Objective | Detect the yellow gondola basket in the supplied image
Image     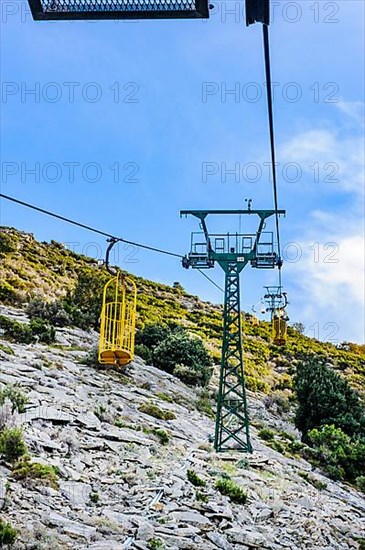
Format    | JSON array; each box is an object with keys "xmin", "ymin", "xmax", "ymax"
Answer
[
  {"xmin": 98, "ymin": 273, "xmax": 137, "ymax": 367},
  {"xmin": 272, "ymin": 314, "xmax": 287, "ymax": 346}
]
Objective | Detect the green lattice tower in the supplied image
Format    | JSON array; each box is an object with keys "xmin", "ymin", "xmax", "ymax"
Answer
[
  {"xmin": 180, "ymin": 207, "xmax": 285, "ymax": 454},
  {"xmin": 214, "ymin": 262, "xmax": 252, "ymax": 452}
]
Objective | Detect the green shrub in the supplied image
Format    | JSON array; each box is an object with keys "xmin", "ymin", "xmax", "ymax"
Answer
[
  {"xmin": 0, "ymin": 385, "xmax": 28, "ymax": 413},
  {"xmin": 187, "ymin": 469, "xmax": 206, "ymax": 487},
  {"xmin": 12, "ymin": 456, "xmax": 59, "ymax": 488},
  {"xmin": 0, "ymin": 344, "xmax": 14, "ymax": 355},
  {"xmin": 138, "ymin": 402, "xmax": 176, "ymax": 421},
  {"xmin": 0, "ymin": 282, "xmax": 18, "ymax": 305},
  {"xmin": 0, "ymin": 316, "xmax": 55, "ymax": 344},
  {"xmin": 0, "ymin": 316, "xmax": 33, "ymax": 344},
  {"xmin": 258, "ymin": 428, "xmax": 275, "ymax": 441},
  {"xmin": 135, "ymin": 344, "xmax": 153, "ymax": 364},
  {"xmin": 62, "ymin": 270, "xmax": 106, "ymax": 330},
  {"xmin": 257, "ymin": 428, "xmax": 304, "ymax": 457},
  {"xmin": 275, "ymin": 373, "xmax": 293, "ymax": 390},
  {"xmin": 298, "ymin": 471, "xmax": 327, "ymax": 490},
  {"xmin": 196, "ymin": 490, "xmax": 208, "ymax": 502},
  {"xmin": 292, "ymin": 322, "xmax": 305, "ymax": 335},
  {"xmin": 308, "ymin": 424, "xmax": 365, "ymax": 483},
  {"xmin": 173, "ymin": 282, "xmax": 185, "ymax": 292},
  {"xmin": 26, "ymin": 298, "xmax": 70, "ymax": 327},
  {"xmin": 243, "ymin": 357, "xmax": 272, "ymax": 394},
  {"xmin": 89, "ymin": 491, "xmax": 99, "ymax": 503},
  {"xmin": 156, "ymin": 392, "xmax": 174, "ymax": 403},
  {"xmin": 135, "ymin": 324, "xmax": 170, "ymax": 350},
  {"xmin": 82, "ymin": 346, "xmax": 100, "ymax": 369},
  {"xmin": 0, "ymin": 231, "xmax": 17, "ymax": 254},
  {"xmin": 0, "ymin": 518, "xmax": 18, "ymax": 546},
  {"xmin": 270, "ymin": 440, "xmax": 285, "ymax": 454},
  {"xmin": 148, "ymin": 538, "xmax": 164, "ymax": 550},
  {"xmin": 153, "ymin": 332, "xmax": 213, "ymax": 387},
  {"xmin": 0, "ymin": 428, "xmax": 27, "ymax": 462},
  {"xmin": 266, "ymin": 392, "xmax": 292, "ymax": 415},
  {"xmin": 63, "ymin": 302, "xmax": 95, "ymax": 330},
  {"xmin": 245, "ymin": 376, "xmax": 271, "ymax": 393},
  {"xmin": 287, "ymin": 440, "xmax": 304, "ymax": 455},
  {"xmin": 28, "ymin": 319, "xmax": 55, "ymax": 344},
  {"xmin": 215, "ymin": 478, "xmax": 247, "ymax": 504},
  {"xmin": 173, "ymin": 363, "xmax": 211, "ymax": 387},
  {"xmin": 152, "ymin": 428, "xmax": 170, "ymax": 445},
  {"xmin": 115, "ymin": 418, "xmax": 141, "ymax": 431},
  {"xmin": 355, "ymin": 476, "xmax": 365, "ymax": 493},
  {"xmin": 94, "ymin": 404, "xmax": 107, "ymax": 421},
  {"xmin": 295, "ymin": 357, "xmax": 365, "ymax": 442}
]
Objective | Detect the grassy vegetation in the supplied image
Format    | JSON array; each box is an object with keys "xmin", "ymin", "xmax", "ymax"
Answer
[
  {"xmin": 0, "ymin": 518, "xmax": 18, "ymax": 546},
  {"xmin": 298, "ymin": 471, "xmax": 327, "ymax": 491},
  {"xmin": 0, "ymin": 385, "xmax": 28, "ymax": 413},
  {"xmin": 0, "ymin": 344, "xmax": 14, "ymax": 355},
  {"xmin": 0, "ymin": 316, "xmax": 55, "ymax": 345},
  {"xmin": 138, "ymin": 402, "xmax": 176, "ymax": 421},
  {"xmin": 215, "ymin": 477, "xmax": 247, "ymax": 504},
  {"xmin": 12, "ymin": 456, "xmax": 59, "ymax": 488},
  {"xmin": 257, "ymin": 427, "xmax": 305, "ymax": 457},
  {"xmin": 196, "ymin": 490, "xmax": 209, "ymax": 503},
  {"xmin": 89, "ymin": 491, "xmax": 100, "ymax": 504},
  {"xmin": 155, "ymin": 392, "xmax": 174, "ymax": 403},
  {"xmin": 141, "ymin": 426, "xmax": 170, "ymax": 445},
  {"xmin": 148, "ymin": 538, "xmax": 165, "ymax": 550},
  {"xmin": 187, "ymin": 469, "xmax": 206, "ymax": 487},
  {"xmin": 0, "ymin": 428, "xmax": 27, "ymax": 463},
  {"xmin": 152, "ymin": 428, "xmax": 170, "ymax": 445}
]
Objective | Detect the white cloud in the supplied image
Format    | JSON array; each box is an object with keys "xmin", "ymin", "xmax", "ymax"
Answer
[
  {"xmin": 287, "ymin": 213, "xmax": 364, "ymax": 343},
  {"xmin": 281, "ymin": 105, "xmax": 365, "ymax": 343},
  {"xmin": 336, "ymin": 100, "xmax": 365, "ymax": 126},
  {"xmin": 280, "ymin": 128, "xmax": 364, "ymax": 196}
]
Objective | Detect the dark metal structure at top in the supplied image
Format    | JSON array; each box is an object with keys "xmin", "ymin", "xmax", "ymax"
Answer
[
  {"xmin": 28, "ymin": 0, "xmax": 209, "ymax": 20},
  {"xmin": 27, "ymin": 0, "xmax": 269, "ymax": 24}
]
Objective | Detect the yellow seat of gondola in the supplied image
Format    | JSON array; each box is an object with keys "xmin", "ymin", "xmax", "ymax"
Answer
[
  {"xmin": 98, "ymin": 273, "xmax": 137, "ymax": 367},
  {"xmin": 99, "ymin": 349, "xmax": 132, "ymax": 366}
]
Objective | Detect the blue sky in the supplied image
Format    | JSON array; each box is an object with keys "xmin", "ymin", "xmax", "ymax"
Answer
[{"xmin": 1, "ymin": 0, "xmax": 364, "ymax": 343}]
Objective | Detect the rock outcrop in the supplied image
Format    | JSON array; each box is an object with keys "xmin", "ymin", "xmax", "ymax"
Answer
[{"xmin": 0, "ymin": 305, "xmax": 364, "ymax": 549}]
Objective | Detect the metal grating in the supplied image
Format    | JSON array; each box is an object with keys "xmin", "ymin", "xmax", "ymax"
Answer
[{"xmin": 28, "ymin": 0, "xmax": 209, "ymax": 20}]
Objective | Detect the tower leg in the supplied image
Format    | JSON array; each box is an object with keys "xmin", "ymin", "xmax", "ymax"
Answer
[{"xmin": 214, "ymin": 263, "xmax": 252, "ymax": 453}]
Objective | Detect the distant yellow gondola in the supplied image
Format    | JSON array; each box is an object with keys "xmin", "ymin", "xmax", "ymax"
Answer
[
  {"xmin": 99, "ymin": 272, "xmax": 137, "ymax": 367},
  {"xmin": 264, "ymin": 286, "xmax": 289, "ymax": 346},
  {"xmin": 272, "ymin": 312, "xmax": 287, "ymax": 346}
]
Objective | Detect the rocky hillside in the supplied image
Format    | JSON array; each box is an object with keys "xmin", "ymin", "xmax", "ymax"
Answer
[{"xmin": 0, "ymin": 304, "xmax": 365, "ymax": 550}]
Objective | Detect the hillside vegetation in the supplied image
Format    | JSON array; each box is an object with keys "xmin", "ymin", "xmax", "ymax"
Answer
[{"xmin": 1, "ymin": 226, "xmax": 364, "ymax": 399}]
